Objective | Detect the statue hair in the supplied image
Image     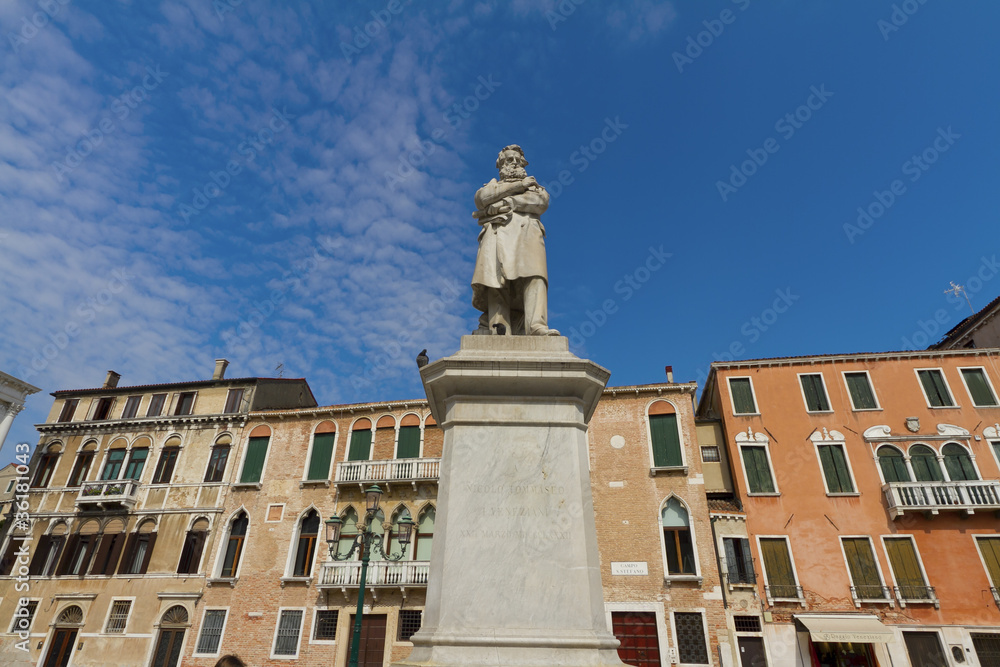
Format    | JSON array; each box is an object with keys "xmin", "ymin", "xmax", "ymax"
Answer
[{"xmin": 496, "ymin": 144, "xmax": 527, "ymax": 169}]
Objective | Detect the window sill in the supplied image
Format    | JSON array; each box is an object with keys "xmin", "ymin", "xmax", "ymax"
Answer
[
  {"xmin": 650, "ymin": 466, "xmax": 688, "ymax": 476},
  {"xmin": 300, "ymin": 480, "xmax": 330, "ymax": 488},
  {"xmin": 926, "ymin": 405, "xmax": 959, "ymax": 409},
  {"xmin": 826, "ymin": 492, "xmax": 860, "ymax": 497},
  {"xmin": 746, "ymin": 492, "xmax": 781, "ymax": 497},
  {"xmin": 805, "ymin": 410, "xmax": 835, "ymax": 415},
  {"xmin": 664, "ymin": 574, "xmax": 702, "ymax": 585},
  {"xmin": 206, "ymin": 577, "xmax": 238, "ymax": 588},
  {"xmin": 971, "ymin": 404, "xmax": 1000, "ymax": 409},
  {"xmin": 733, "ymin": 412, "xmax": 761, "ymax": 417},
  {"xmin": 280, "ymin": 576, "xmax": 313, "ymax": 587},
  {"xmin": 232, "ymin": 482, "xmax": 261, "ymax": 490},
  {"xmin": 850, "ymin": 407, "xmax": 882, "ymax": 412}
]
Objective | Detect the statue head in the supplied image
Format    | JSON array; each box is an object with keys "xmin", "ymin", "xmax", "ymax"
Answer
[{"xmin": 496, "ymin": 144, "xmax": 528, "ymax": 182}]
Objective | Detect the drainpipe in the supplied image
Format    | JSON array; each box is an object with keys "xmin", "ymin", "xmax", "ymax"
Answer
[{"xmin": 709, "ymin": 515, "xmax": 728, "ymax": 610}]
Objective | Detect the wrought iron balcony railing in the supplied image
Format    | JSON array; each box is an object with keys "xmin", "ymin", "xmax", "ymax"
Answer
[
  {"xmin": 764, "ymin": 583, "xmax": 805, "ymax": 606},
  {"xmin": 883, "ymin": 480, "xmax": 1000, "ymax": 519},
  {"xmin": 850, "ymin": 585, "xmax": 894, "ymax": 607},
  {"xmin": 893, "ymin": 585, "xmax": 939, "ymax": 608}
]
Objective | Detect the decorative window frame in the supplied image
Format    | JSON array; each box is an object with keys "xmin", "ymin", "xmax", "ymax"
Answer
[
  {"xmin": 603, "ymin": 602, "xmax": 670, "ymax": 667},
  {"xmin": 645, "ymin": 398, "xmax": 688, "ymax": 474},
  {"xmin": 192, "ymin": 607, "xmax": 230, "ymax": 657},
  {"xmin": 842, "ymin": 370, "xmax": 882, "ymax": 411},
  {"xmin": 270, "ymin": 607, "xmax": 307, "ymax": 660},
  {"xmin": 211, "ymin": 508, "xmax": 250, "ymax": 581},
  {"xmin": 880, "ymin": 534, "xmax": 938, "ymax": 608},
  {"xmin": 171, "ymin": 391, "xmax": 199, "ymax": 416},
  {"xmin": 957, "ymin": 366, "xmax": 1000, "ymax": 408},
  {"xmin": 755, "ymin": 535, "xmax": 805, "ymax": 606},
  {"xmin": 809, "ymin": 429, "xmax": 859, "ymax": 496},
  {"xmin": 234, "ymin": 425, "xmax": 272, "ymax": 488},
  {"xmin": 797, "ymin": 372, "xmax": 833, "ymax": 414},
  {"xmin": 984, "ymin": 425, "xmax": 1000, "ymax": 475},
  {"xmin": 657, "ymin": 494, "xmax": 701, "ymax": 583},
  {"xmin": 727, "ymin": 376, "xmax": 759, "ymax": 416},
  {"xmin": 343, "ymin": 417, "xmax": 376, "ymax": 462},
  {"xmin": 914, "ymin": 367, "xmax": 958, "ymax": 409},
  {"xmin": 119, "ymin": 395, "xmax": 145, "ymax": 420},
  {"xmin": 87, "ymin": 396, "xmax": 118, "ymax": 421},
  {"xmin": 394, "ymin": 413, "xmax": 426, "ymax": 459},
  {"xmin": 735, "ymin": 428, "xmax": 780, "ymax": 496},
  {"xmin": 102, "ymin": 597, "xmax": 136, "ymax": 634},
  {"xmin": 282, "ymin": 507, "xmax": 321, "ymax": 581},
  {"xmin": 309, "ymin": 607, "xmax": 339, "ymax": 645},
  {"xmin": 939, "ymin": 440, "xmax": 982, "ymax": 481},
  {"xmin": 873, "ymin": 444, "xmax": 911, "ymax": 485},
  {"xmin": 301, "ymin": 422, "xmax": 338, "ymax": 485},
  {"xmin": 838, "ymin": 535, "xmax": 893, "ymax": 607},
  {"xmin": 668, "ymin": 608, "xmax": 712, "ymax": 667}
]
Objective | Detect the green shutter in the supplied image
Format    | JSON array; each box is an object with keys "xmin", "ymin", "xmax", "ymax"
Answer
[
  {"xmin": 760, "ymin": 538, "xmax": 796, "ymax": 595},
  {"xmin": 741, "ymin": 446, "xmax": 775, "ymax": 493},
  {"xmin": 846, "ymin": 373, "xmax": 877, "ymax": 409},
  {"xmin": 649, "ymin": 414, "xmax": 682, "ymax": 467},
  {"xmin": 307, "ymin": 433, "xmax": 335, "ymax": 480},
  {"xmin": 348, "ymin": 429, "xmax": 372, "ymax": 462},
  {"xmin": 918, "ymin": 370, "xmax": 953, "ymax": 407},
  {"xmin": 943, "ymin": 445, "xmax": 978, "ymax": 481},
  {"xmin": 819, "ymin": 445, "xmax": 854, "ymax": 493},
  {"xmin": 843, "ymin": 538, "xmax": 882, "ymax": 598},
  {"xmin": 240, "ymin": 437, "xmax": 269, "ymax": 483},
  {"xmin": 962, "ymin": 369, "xmax": 997, "ymax": 406},
  {"xmin": 878, "ymin": 449, "xmax": 910, "ymax": 483},
  {"xmin": 801, "ymin": 375, "xmax": 829, "ymax": 411},
  {"xmin": 978, "ymin": 538, "xmax": 1000, "ymax": 588},
  {"xmin": 885, "ymin": 538, "xmax": 927, "ymax": 596},
  {"xmin": 396, "ymin": 426, "xmax": 420, "ymax": 459},
  {"xmin": 910, "ymin": 447, "xmax": 943, "ymax": 482},
  {"xmin": 730, "ymin": 378, "xmax": 756, "ymax": 414}
]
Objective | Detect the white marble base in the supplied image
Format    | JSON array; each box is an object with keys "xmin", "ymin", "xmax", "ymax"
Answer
[{"xmin": 395, "ymin": 336, "xmax": 626, "ymax": 667}]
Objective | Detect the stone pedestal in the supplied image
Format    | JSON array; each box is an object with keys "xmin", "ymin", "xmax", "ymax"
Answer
[{"xmin": 396, "ymin": 336, "xmax": 626, "ymax": 667}]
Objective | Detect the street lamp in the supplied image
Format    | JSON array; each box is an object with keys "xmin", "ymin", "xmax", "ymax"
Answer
[{"xmin": 326, "ymin": 485, "xmax": 415, "ymax": 667}]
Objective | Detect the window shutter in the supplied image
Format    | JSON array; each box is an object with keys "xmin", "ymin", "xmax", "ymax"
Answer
[
  {"xmin": 724, "ymin": 538, "xmax": 739, "ymax": 582},
  {"xmin": 962, "ymin": 369, "xmax": 997, "ymax": 405},
  {"xmin": 943, "ymin": 446, "xmax": 977, "ymax": 481},
  {"xmin": 978, "ymin": 538, "xmax": 1000, "ymax": 587},
  {"xmin": 56, "ymin": 535, "xmax": 81, "ymax": 576},
  {"xmin": 240, "ymin": 437, "xmax": 269, "ymax": 483},
  {"xmin": 396, "ymin": 426, "xmax": 420, "ymax": 459},
  {"xmin": 348, "ymin": 429, "xmax": 372, "ymax": 462},
  {"xmin": 801, "ymin": 375, "xmax": 829, "ymax": 411},
  {"xmin": 879, "ymin": 451, "xmax": 909, "ymax": 482},
  {"xmin": 846, "ymin": 373, "xmax": 876, "ymax": 409},
  {"xmin": 28, "ymin": 536, "xmax": 53, "ymax": 576},
  {"xmin": 910, "ymin": 448, "xmax": 943, "ymax": 482},
  {"xmin": 742, "ymin": 447, "xmax": 774, "ymax": 493},
  {"xmin": 843, "ymin": 538, "xmax": 882, "ymax": 594},
  {"xmin": 819, "ymin": 445, "xmax": 853, "ymax": 493},
  {"xmin": 730, "ymin": 379, "xmax": 756, "ymax": 414},
  {"xmin": 649, "ymin": 414, "xmax": 682, "ymax": 467},
  {"xmin": 919, "ymin": 370, "xmax": 952, "ymax": 406},
  {"xmin": 116, "ymin": 534, "xmax": 138, "ymax": 575},
  {"xmin": 307, "ymin": 433, "xmax": 335, "ymax": 480},
  {"xmin": 139, "ymin": 533, "xmax": 157, "ymax": 574},
  {"xmin": 885, "ymin": 538, "xmax": 926, "ymax": 589},
  {"xmin": 760, "ymin": 539, "xmax": 795, "ymax": 587}
]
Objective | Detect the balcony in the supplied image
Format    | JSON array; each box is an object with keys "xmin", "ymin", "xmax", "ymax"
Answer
[
  {"xmin": 317, "ymin": 560, "xmax": 429, "ymax": 595},
  {"xmin": 850, "ymin": 585, "xmax": 894, "ymax": 608},
  {"xmin": 893, "ymin": 585, "xmax": 938, "ymax": 608},
  {"xmin": 76, "ymin": 480, "xmax": 140, "ymax": 510},
  {"xmin": 883, "ymin": 480, "xmax": 1000, "ymax": 519},
  {"xmin": 764, "ymin": 584, "xmax": 806, "ymax": 607},
  {"xmin": 334, "ymin": 458, "xmax": 440, "ymax": 490}
]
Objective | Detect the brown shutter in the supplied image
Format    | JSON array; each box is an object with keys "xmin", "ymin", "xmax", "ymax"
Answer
[
  {"xmin": 28, "ymin": 536, "xmax": 53, "ymax": 576},
  {"xmin": 0, "ymin": 537, "xmax": 26, "ymax": 575},
  {"xmin": 55, "ymin": 535, "xmax": 80, "ymax": 576},
  {"xmin": 139, "ymin": 533, "xmax": 157, "ymax": 574},
  {"xmin": 117, "ymin": 534, "xmax": 137, "ymax": 575}
]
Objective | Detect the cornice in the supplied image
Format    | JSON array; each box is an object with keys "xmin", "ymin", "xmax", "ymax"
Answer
[{"xmin": 35, "ymin": 413, "xmax": 249, "ymax": 435}]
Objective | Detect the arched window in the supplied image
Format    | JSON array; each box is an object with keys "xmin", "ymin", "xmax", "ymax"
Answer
[
  {"xmin": 661, "ymin": 497, "xmax": 696, "ymax": 575},
  {"xmin": 877, "ymin": 446, "xmax": 910, "ymax": 482},
  {"xmin": 58, "ymin": 519, "xmax": 102, "ymax": 576},
  {"xmin": 366, "ymin": 509, "xmax": 386, "ymax": 562},
  {"xmin": 397, "ymin": 414, "xmax": 421, "ymax": 459},
  {"xmin": 239, "ymin": 426, "xmax": 271, "ymax": 484},
  {"xmin": 29, "ymin": 521, "xmax": 68, "ymax": 576},
  {"xmin": 648, "ymin": 401, "xmax": 683, "ymax": 468},
  {"xmin": 101, "ymin": 441, "xmax": 128, "ymax": 480},
  {"xmin": 306, "ymin": 422, "xmax": 336, "ymax": 481},
  {"xmin": 68, "ymin": 442, "xmax": 97, "ymax": 487},
  {"xmin": 152, "ymin": 606, "xmax": 189, "ymax": 667},
  {"xmin": 909, "ymin": 445, "xmax": 943, "ymax": 482},
  {"xmin": 152, "ymin": 436, "xmax": 182, "ymax": 484},
  {"xmin": 178, "ymin": 518, "xmax": 210, "ymax": 575},
  {"xmin": 386, "ymin": 507, "xmax": 413, "ymax": 559},
  {"xmin": 205, "ymin": 435, "xmax": 231, "ymax": 483},
  {"xmin": 31, "ymin": 444, "xmax": 62, "ymax": 488},
  {"xmin": 91, "ymin": 518, "xmax": 126, "ymax": 576},
  {"xmin": 348, "ymin": 419, "xmax": 373, "ymax": 461},
  {"xmin": 336, "ymin": 508, "xmax": 359, "ymax": 559},
  {"xmin": 220, "ymin": 512, "xmax": 248, "ymax": 577},
  {"xmin": 942, "ymin": 443, "xmax": 977, "ymax": 481},
  {"xmin": 414, "ymin": 507, "xmax": 435, "ymax": 561},
  {"xmin": 292, "ymin": 510, "xmax": 321, "ymax": 576},
  {"xmin": 120, "ymin": 519, "xmax": 157, "ymax": 575},
  {"xmin": 124, "ymin": 440, "xmax": 150, "ymax": 481}
]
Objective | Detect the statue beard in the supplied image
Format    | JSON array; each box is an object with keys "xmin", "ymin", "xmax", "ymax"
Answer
[{"xmin": 500, "ymin": 164, "xmax": 527, "ymax": 182}]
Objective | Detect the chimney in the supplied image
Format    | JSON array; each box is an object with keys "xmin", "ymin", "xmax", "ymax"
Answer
[
  {"xmin": 213, "ymin": 359, "xmax": 230, "ymax": 381},
  {"xmin": 664, "ymin": 365, "xmax": 674, "ymax": 383},
  {"xmin": 104, "ymin": 371, "xmax": 121, "ymax": 388}
]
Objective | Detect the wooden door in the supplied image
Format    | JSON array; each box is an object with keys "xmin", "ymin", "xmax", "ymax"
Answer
[
  {"xmin": 43, "ymin": 629, "xmax": 77, "ymax": 667},
  {"xmin": 738, "ymin": 637, "xmax": 767, "ymax": 667},
  {"xmin": 611, "ymin": 612, "xmax": 660, "ymax": 667},
  {"xmin": 904, "ymin": 632, "xmax": 947, "ymax": 667},
  {"xmin": 347, "ymin": 614, "xmax": 387, "ymax": 667},
  {"xmin": 152, "ymin": 628, "xmax": 186, "ymax": 667}
]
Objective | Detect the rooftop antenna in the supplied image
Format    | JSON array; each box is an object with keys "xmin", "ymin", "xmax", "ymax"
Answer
[
  {"xmin": 275, "ymin": 363, "xmax": 284, "ymax": 378},
  {"xmin": 944, "ymin": 282, "xmax": 974, "ymax": 314}
]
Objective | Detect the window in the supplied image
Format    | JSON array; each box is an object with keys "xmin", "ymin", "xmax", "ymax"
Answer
[
  {"xmin": 58, "ymin": 399, "xmax": 79, "ymax": 422},
  {"xmin": 648, "ymin": 401, "xmax": 683, "ymax": 468},
  {"xmin": 28, "ymin": 534, "xmax": 66, "ymax": 576},
  {"xmin": 92, "ymin": 397, "xmax": 115, "ymax": 420},
  {"xmin": 336, "ymin": 509, "xmax": 359, "ymax": 559},
  {"xmin": 224, "ymin": 388, "xmax": 245, "ymax": 414},
  {"xmin": 105, "ymin": 600, "xmax": 132, "ymax": 633},
  {"xmin": 760, "ymin": 537, "xmax": 800, "ymax": 600},
  {"xmin": 101, "ymin": 449, "xmax": 126, "ymax": 480},
  {"xmin": 195, "ymin": 609, "xmax": 228, "ymax": 655},
  {"xmin": 722, "ymin": 537, "xmax": 755, "ymax": 585},
  {"xmin": 917, "ymin": 369, "xmax": 955, "ymax": 407},
  {"xmin": 292, "ymin": 511, "xmax": 320, "ymax": 577},
  {"xmin": 844, "ymin": 372, "xmax": 878, "ymax": 410},
  {"xmin": 961, "ymin": 368, "xmax": 998, "ymax": 407},
  {"xmin": 177, "ymin": 522, "xmax": 208, "ymax": 575},
  {"xmin": 313, "ymin": 610, "xmax": 338, "ymax": 641},
  {"xmin": 221, "ymin": 512, "xmax": 248, "ymax": 577},
  {"xmin": 415, "ymin": 507, "xmax": 435, "ymax": 561},
  {"xmin": 5, "ymin": 479, "xmax": 14, "ymax": 492},
  {"xmin": 306, "ymin": 432, "xmax": 335, "ymax": 481},
  {"xmin": 817, "ymin": 444, "xmax": 855, "ymax": 494},
  {"xmin": 386, "ymin": 507, "xmax": 413, "ymax": 559},
  {"xmin": 733, "ymin": 615, "xmax": 761, "ymax": 633},
  {"xmin": 239, "ymin": 436, "xmax": 269, "ymax": 484},
  {"xmin": 878, "ymin": 446, "xmax": 910, "ymax": 483},
  {"xmin": 909, "ymin": 445, "xmax": 943, "ymax": 482},
  {"xmin": 661, "ymin": 498, "xmax": 696, "ymax": 575},
  {"xmin": 700, "ymin": 446, "xmax": 720, "ymax": 462},
  {"xmin": 347, "ymin": 421, "xmax": 373, "ymax": 461},
  {"xmin": 67, "ymin": 451, "xmax": 95, "ymax": 487},
  {"xmin": 31, "ymin": 452, "xmax": 59, "ymax": 488},
  {"xmin": 9, "ymin": 600, "xmax": 38, "ymax": 632},
  {"xmin": 397, "ymin": 424, "xmax": 421, "ymax": 459},
  {"xmin": 884, "ymin": 537, "xmax": 933, "ymax": 602},
  {"xmin": 58, "ymin": 531, "xmax": 100, "ymax": 576},
  {"xmin": 799, "ymin": 373, "xmax": 831, "ymax": 412},
  {"xmin": 942, "ymin": 443, "xmax": 977, "ymax": 481},
  {"xmin": 205, "ymin": 444, "xmax": 230, "ymax": 482},
  {"xmin": 146, "ymin": 393, "xmax": 166, "ymax": 417},
  {"xmin": 674, "ymin": 612, "xmax": 709, "ymax": 664},
  {"xmin": 121, "ymin": 396, "xmax": 142, "ymax": 419},
  {"xmin": 119, "ymin": 526, "xmax": 157, "ymax": 575},
  {"xmin": 975, "ymin": 537, "xmax": 1000, "ymax": 592},
  {"xmin": 728, "ymin": 377, "xmax": 757, "ymax": 414},
  {"xmin": 399, "ymin": 610, "xmax": 422, "ymax": 641},
  {"xmin": 842, "ymin": 537, "xmax": 887, "ymax": 600},
  {"xmin": 152, "ymin": 447, "xmax": 180, "ymax": 484},
  {"xmin": 124, "ymin": 447, "xmax": 148, "ymax": 480},
  {"xmin": 90, "ymin": 528, "xmax": 126, "ymax": 575},
  {"xmin": 174, "ymin": 392, "xmax": 196, "ymax": 416},
  {"xmin": 273, "ymin": 609, "xmax": 304, "ymax": 657},
  {"xmin": 741, "ymin": 446, "xmax": 775, "ymax": 494}
]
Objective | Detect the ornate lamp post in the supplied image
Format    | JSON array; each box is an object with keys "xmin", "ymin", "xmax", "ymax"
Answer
[{"xmin": 326, "ymin": 484, "xmax": 415, "ymax": 667}]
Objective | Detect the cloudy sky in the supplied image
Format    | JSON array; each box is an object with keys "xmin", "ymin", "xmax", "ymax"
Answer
[{"xmin": 2, "ymin": 0, "xmax": 999, "ymax": 460}]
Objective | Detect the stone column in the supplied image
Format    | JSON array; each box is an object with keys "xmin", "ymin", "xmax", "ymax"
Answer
[
  {"xmin": 396, "ymin": 335, "xmax": 626, "ymax": 667},
  {"xmin": 0, "ymin": 403, "xmax": 19, "ymax": 451}
]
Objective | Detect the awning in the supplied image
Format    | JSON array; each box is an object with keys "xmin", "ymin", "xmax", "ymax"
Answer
[{"xmin": 795, "ymin": 615, "xmax": 893, "ymax": 644}]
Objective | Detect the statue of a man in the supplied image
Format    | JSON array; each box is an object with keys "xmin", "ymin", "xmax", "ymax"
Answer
[{"xmin": 471, "ymin": 145, "xmax": 559, "ymax": 336}]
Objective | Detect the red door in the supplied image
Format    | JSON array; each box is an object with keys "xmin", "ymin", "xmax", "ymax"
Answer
[
  {"xmin": 612, "ymin": 612, "xmax": 661, "ymax": 667},
  {"xmin": 347, "ymin": 614, "xmax": 388, "ymax": 667}
]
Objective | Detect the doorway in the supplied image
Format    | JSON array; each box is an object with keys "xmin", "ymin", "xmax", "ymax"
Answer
[
  {"xmin": 151, "ymin": 627, "xmax": 186, "ymax": 667},
  {"xmin": 611, "ymin": 611, "xmax": 661, "ymax": 667},
  {"xmin": 346, "ymin": 614, "xmax": 387, "ymax": 667},
  {"xmin": 43, "ymin": 628, "xmax": 78, "ymax": 667},
  {"xmin": 904, "ymin": 632, "xmax": 947, "ymax": 667},
  {"xmin": 738, "ymin": 636, "xmax": 767, "ymax": 667}
]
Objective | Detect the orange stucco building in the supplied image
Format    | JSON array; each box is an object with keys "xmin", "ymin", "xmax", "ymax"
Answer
[{"xmin": 698, "ymin": 349, "xmax": 1000, "ymax": 667}]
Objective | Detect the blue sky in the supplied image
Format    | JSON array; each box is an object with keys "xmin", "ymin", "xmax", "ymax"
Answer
[{"xmin": 2, "ymin": 0, "xmax": 999, "ymax": 463}]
